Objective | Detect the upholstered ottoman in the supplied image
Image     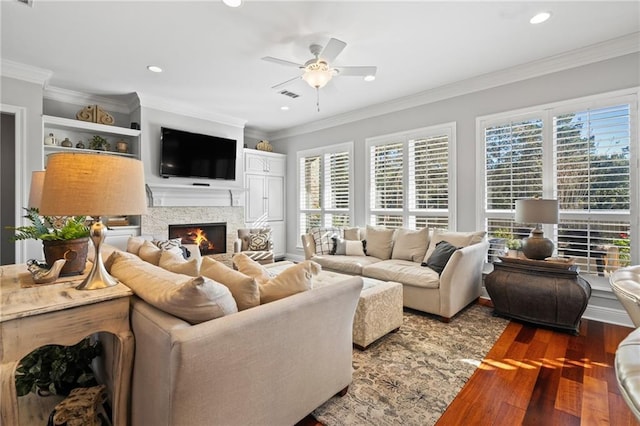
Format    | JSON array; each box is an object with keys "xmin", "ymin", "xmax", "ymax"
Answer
[{"xmin": 265, "ymin": 262, "xmax": 404, "ymax": 349}]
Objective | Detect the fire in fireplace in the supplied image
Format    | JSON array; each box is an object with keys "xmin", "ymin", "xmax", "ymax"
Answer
[{"xmin": 168, "ymin": 223, "xmax": 226, "ymax": 255}]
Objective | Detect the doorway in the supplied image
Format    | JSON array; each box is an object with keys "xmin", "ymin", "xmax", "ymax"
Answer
[{"xmin": 1, "ymin": 112, "xmax": 16, "ymax": 265}]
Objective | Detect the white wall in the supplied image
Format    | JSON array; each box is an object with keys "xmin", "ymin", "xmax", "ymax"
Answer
[{"xmin": 271, "ymin": 53, "xmax": 640, "ymax": 260}]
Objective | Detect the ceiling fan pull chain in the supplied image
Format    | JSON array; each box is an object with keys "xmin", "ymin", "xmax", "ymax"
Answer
[{"xmin": 316, "ymin": 87, "xmax": 320, "ymax": 112}]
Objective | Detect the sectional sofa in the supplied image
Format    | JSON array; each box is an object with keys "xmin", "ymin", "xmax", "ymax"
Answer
[{"xmin": 302, "ymin": 225, "xmax": 488, "ymax": 321}]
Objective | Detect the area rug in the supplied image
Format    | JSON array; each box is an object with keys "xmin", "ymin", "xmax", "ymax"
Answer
[{"xmin": 313, "ymin": 304, "xmax": 509, "ymax": 425}]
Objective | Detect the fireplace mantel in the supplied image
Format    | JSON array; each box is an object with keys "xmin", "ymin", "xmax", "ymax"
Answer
[{"xmin": 146, "ymin": 183, "xmax": 245, "ymax": 207}]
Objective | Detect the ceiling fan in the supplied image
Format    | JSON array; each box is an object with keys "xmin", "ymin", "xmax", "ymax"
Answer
[{"xmin": 262, "ymin": 38, "xmax": 377, "ymax": 111}]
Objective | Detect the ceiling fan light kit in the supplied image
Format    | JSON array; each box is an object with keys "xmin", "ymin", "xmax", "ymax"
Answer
[{"xmin": 302, "ymin": 60, "xmax": 333, "ymax": 89}]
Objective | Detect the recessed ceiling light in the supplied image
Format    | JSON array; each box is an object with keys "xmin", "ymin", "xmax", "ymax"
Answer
[
  {"xmin": 147, "ymin": 65, "xmax": 163, "ymax": 73},
  {"xmin": 222, "ymin": 0, "xmax": 242, "ymax": 7},
  {"xmin": 364, "ymin": 75, "xmax": 376, "ymax": 82},
  {"xmin": 280, "ymin": 106, "xmax": 290, "ymax": 111},
  {"xmin": 530, "ymin": 12, "xmax": 551, "ymax": 24}
]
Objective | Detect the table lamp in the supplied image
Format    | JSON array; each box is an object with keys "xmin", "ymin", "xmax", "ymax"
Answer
[
  {"xmin": 28, "ymin": 170, "xmax": 45, "ymax": 208},
  {"xmin": 39, "ymin": 153, "xmax": 147, "ymax": 290},
  {"xmin": 515, "ymin": 198, "xmax": 559, "ymax": 260}
]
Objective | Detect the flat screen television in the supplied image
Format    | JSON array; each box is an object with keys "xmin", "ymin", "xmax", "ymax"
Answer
[{"xmin": 160, "ymin": 127, "xmax": 237, "ymax": 180}]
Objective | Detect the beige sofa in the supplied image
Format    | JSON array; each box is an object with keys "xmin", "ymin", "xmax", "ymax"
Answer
[
  {"xmin": 98, "ymin": 245, "xmax": 363, "ymax": 426},
  {"xmin": 302, "ymin": 226, "xmax": 488, "ymax": 321}
]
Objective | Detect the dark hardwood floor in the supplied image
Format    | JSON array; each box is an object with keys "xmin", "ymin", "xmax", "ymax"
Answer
[{"xmin": 298, "ymin": 316, "xmax": 639, "ymax": 426}]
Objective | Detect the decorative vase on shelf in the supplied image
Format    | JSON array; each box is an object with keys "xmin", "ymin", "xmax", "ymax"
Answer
[
  {"xmin": 256, "ymin": 140, "xmax": 273, "ymax": 152},
  {"xmin": 44, "ymin": 133, "xmax": 57, "ymax": 146},
  {"xmin": 76, "ymin": 141, "xmax": 85, "ymax": 149},
  {"xmin": 115, "ymin": 140, "xmax": 128, "ymax": 153},
  {"xmin": 60, "ymin": 137, "xmax": 73, "ymax": 148}
]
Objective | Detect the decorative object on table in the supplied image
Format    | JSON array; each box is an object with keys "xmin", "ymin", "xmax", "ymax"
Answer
[
  {"xmin": 115, "ymin": 139, "xmax": 129, "ymax": 153},
  {"xmin": 106, "ymin": 216, "xmax": 129, "ymax": 227},
  {"xmin": 51, "ymin": 384, "xmax": 108, "ymax": 426},
  {"xmin": 14, "ymin": 337, "xmax": 102, "ymax": 397},
  {"xmin": 88, "ymin": 135, "xmax": 110, "ymax": 151},
  {"xmin": 515, "ymin": 198, "xmax": 559, "ymax": 260},
  {"xmin": 60, "ymin": 137, "xmax": 73, "ymax": 148},
  {"xmin": 256, "ymin": 139, "xmax": 273, "ymax": 152},
  {"xmin": 39, "ymin": 152, "xmax": 147, "ymax": 290},
  {"xmin": 44, "ymin": 132, "xmax": 57, "ymax": 146},
  {"xmin": 76, "ymin": 104, "xmax": 115, "ymax": 125},
  {"xmin": 26, "ymin": 258, "xmax": 66, "ymax": 284},
  {"xmin": 75, "ymin": 140, "xmax": 85, "ymax": 149}
]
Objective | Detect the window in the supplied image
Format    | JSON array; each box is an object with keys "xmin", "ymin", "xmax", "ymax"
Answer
[
  {"xmin": 367, "ymin": 123, "xmax": 455, "ymax": 229},
  {"xmin": 298, "ymin": 142, "xmax": 353, "ymax": 239},
  {"xmin": 478, "ymin": 91, "xmax": 636, "ymax": 276}
]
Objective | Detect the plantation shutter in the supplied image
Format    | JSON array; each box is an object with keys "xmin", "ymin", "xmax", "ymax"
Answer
[
  {"xmin": 370, "ymin": 142, "xmax": 404, "ymax": 227},
  {"xmin": 299, "ymin": 155, "xmax": 321, "ymax": 235},
  {"xmin": 324, "ymin": 150, "xmax": 351, "ymax": 226}
]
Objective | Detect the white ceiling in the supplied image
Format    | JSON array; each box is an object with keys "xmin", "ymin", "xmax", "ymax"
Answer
[{"xmin": 1, "ymin": 1, "xmax": 639, "ymax": 135}]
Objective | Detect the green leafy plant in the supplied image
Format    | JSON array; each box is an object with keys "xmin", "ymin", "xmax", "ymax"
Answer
[
  {"xmin": 88, "ymin": 135, "xmax": 110, "ymax": 151},
  {"xmin": 612, "ymin": 232, "xmax": 631, "ymax": 267},
  {"xmin": 9, "ymin": 208, "xmax": 89, "ymax": 241},
  {"xmin": 15, "ymin": 338, "xmax": 102, "ymax": 396},
  {"xmin": 506, "ymin": 239, "xmax": 522, "ymax": 250}
]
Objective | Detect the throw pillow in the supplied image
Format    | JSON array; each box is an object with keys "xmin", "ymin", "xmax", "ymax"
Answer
[
  {"xmin": 138, "ymin": 240, "xmax": 162, "ymax": 265},
  {"xmin": 159, "ymin": 250, "xmax": 200, "ymax": 277},
  {"xmin": 247, "ymin": 232, "xmax": 270, "ymax": 251},
  {"xmin": 391, "ymin": 227, "xmax": 430, "ymax": 262},
  {"xmin": 423, "ymin": 229, "xmax": 487, "ymax": 263},
  {"xmin": 110, "ymin": 252, "xmax": 238, "ymax": 324},
  {"xmin": 260, "ymin": 260, "xmax": 320, "ymax": 304},
  {"xmin": 422, "ymin": 240, "xmax": 459, "ymax": 275},
  {"xmin": 233, "ymin": 252, "xmax": 271, "ymax": 285},
  {"xmin": 200, "ymin": 257, "xmax": 260, "ymax": 311},
  {"xmin": 126, "ymin": 236, "xmax": 146, "ymax": 255},
  {"xmin": 308, "ymin": 227, "xmax": 342, "ymax": 255},
  {"xmin": 152, "ymin": 238, "xmax": 184, "ymax": 257},
  {"xmin": 364, "ymin": 225, "xmax": 395, "ymax": 260},
  {"xmin": 343, "ymin": 227, "xmax": 361, "ymax": 241},
  {"xmin": 331, "ymin": 236, "xmax": 366, "ymax": 256}
]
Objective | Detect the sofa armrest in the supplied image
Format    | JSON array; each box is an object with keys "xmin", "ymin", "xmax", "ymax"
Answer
[
  {"xmin": 301, "ymin": 233, "xmax": 317, "ymax": 259},
  {"xmin": 438, "ymin": 240, "xmax": 489, "ymax": 318},
  {"xmin": 130, "ymin": 276, "xmax": 363, "ymax": 426}
]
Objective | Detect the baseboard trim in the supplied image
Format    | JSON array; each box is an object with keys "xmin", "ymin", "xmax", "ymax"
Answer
[{"xmin": 582, "ymin": 304, "xmax": 634, "ymax": 328}]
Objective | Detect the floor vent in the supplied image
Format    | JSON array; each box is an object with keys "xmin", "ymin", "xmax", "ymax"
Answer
[{"xmin": 279, "ymin": 90, "xmax": 300, "ymax": 99}]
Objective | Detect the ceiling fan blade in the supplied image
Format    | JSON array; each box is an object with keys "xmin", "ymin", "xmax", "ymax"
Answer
[
  {"xmin": 271, "ymin": 75, "xmax": 301, "ymax": 90},
  {"xmin": 320, "ymin": 38, "xmax": 346, "ymax": 62},
  {"xmin": 336, "ymin": 66, "xmax": 377, "ymax": 77},
  {"xmin": 262, "ymin": 56, "xmax": 303, "ymax": 68}
]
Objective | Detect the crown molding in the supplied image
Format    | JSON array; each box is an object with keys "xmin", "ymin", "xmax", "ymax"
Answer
[
  {"xmin": 268, "ymin": 32, "xmax": 640, "ymax": 140},
  {"xmin": 43, "ymin": 86, "xmax": 137, "ymax": 114},
  {"xmin": 138, "ymin": 93, "xmax": 247, "ymax": 129},
  {"xmin": 0, "ymin": 59, "xmax": 52, "ymax": 86}
]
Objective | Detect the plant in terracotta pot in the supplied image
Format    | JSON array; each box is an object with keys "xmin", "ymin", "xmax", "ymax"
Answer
[{"xmin": 9, "ymin": 207, "xmax": 90, "ymax": 276}]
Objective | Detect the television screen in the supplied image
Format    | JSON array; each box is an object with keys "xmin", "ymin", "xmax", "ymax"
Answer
[{"xmin": 160, "ymin": 127, "xmax": 237, "ymax": 180}]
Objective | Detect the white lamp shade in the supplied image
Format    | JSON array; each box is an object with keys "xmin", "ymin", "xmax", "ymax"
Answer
[
  {"xmin": 40, "ymin": 153, "xmax": 147, "ymax": 216},
  {"xmin": 515, "ymin": 199, "xmax": 559, "ymax": 224},
  {"xmin": 28, "ymin": 170, "xmax": 45, "ymax": 209}
]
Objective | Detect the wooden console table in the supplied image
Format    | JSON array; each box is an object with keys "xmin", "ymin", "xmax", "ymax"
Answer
[
  {"xmin": 485, "ymin": 257, "xmax": 592, "ymax": 335},
  {"xmin": 0, "ymin": 264, "xmax": 134, "ymax": 425}
]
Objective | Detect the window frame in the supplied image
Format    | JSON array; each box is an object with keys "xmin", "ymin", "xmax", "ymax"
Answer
[
  {"xmin": 476, "ymin": 88, "xmax": 639, "ymax": 276},
  {"xmin": 365, "ymin": 122, "xmax": 457, "ymax": 230},
  {"xmin": 296, "ymin": 141, "xmax": 354, "ymax": 247}
]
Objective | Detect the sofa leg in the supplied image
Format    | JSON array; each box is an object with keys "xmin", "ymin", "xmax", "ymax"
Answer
[
  {"xmin": 439, "ymin": 316, "xmax": 451, "ymax": 323},
  {"xmin": 337, "ymin": 386, "xmax": 349, "ymax": 397},
  {"xmin": 390, "ymin": 327, "xmax": 400, "ymax": 333}
]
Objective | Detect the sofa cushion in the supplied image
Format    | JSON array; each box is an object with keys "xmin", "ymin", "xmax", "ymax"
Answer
[
  {"xmin": 312, "ymin": 254, "xmax": 382, "ymax": 275},
  {"xmin": 138, "ymin": 240, "xmax": 163, "ymax": 265},
  {"xmin": 233, "ymin": 252, "xmax": 272, "ymax": 285},
  {"xmin": 343, "ymin": 227, "xmax": 361, "ymax": 241},
  {"xmin": 308, "ymin": 227, "xmax": 342, "ymax": 255},
  {"xmin": 200, "ymin": 257, "xmax": 260, "ymax": 311},
  {"xmin": 331, "ymin": 236, "xmax": 366, "ymax": 256},
  {"xmin": 365, "ymin": 225, "xmax": 395, "ymax": 260},
  {"xmin": 363, "ymin": 259, "xmax": 440, "ymax": 289},
  {"xmin": 423, "ymin": 229, "xmax": 486, "ymax": 263},
  {"xmin": 158, "ymin": 250, "xmax": 200, "ymax": 277},
  {"xmin": 423, "ymin": 240, "xmax": 459, "ymax": 275},
  {"xmin": 260, "ymin": 260, "xmax": 319, "ymax": 303},
  {"xmin": 110, "ymin": 251, "xmax": 238, "ymax": 324},
  {"xmin": 391, "ymin": 227, "xmax": 429, "ymax": 262}
]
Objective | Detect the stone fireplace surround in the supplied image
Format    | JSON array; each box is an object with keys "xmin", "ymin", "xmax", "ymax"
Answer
[{"xmin": 141, "ymin": 206, "xmax": 244, "ymax": 265}]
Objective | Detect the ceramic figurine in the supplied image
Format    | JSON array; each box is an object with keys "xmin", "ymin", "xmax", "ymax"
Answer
[
  {"xmin": 76, "ymin": 140, "xmax": 85, "ymax": 149},
  {"xmin": 44, "ymin": 133, "xmax": 57, "ymax": 146},
  {"xmin": 60, "ymin": 137, "xmax": 73, "ymax": 148},
  {"xmin": 27, "ymin": 258, "xmax": 66, "ymax": 284}
]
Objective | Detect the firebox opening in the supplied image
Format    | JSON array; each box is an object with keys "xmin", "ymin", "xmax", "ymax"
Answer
[{"xmin": 169, "ymin": 223, "xmax": 226, "ymax": 256}]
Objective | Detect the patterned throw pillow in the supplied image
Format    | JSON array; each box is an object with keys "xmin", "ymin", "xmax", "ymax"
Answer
[
  {"xmin": 308, "ymin": 227, "xmax": 342, "ymax": 255},
  {"xmin": 152, "ymin": 238, "xmax": 184, "ymax": 256},
  {"xmin": 247, "ymin": 232, "xmax": 270, "ymax": 251}
]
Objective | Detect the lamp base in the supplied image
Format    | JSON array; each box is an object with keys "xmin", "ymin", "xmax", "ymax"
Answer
[
  {"xmin": 521, "ymin": 228, "xmax": 554, "ymax": 260},
  {"xmin": 77, "ymin": 220, "xmax": 119, "ymax": 290}
]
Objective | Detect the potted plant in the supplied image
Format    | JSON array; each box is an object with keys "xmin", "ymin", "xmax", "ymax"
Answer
[
  {"xmin": 15, "ymin": 337, "xmax": 102, "ymax": 397},
  {"xmin": 88, "ymin": 135, "xmax": 110, "ymax": 151},
  {"xmin": 10, "ymin": 207, "xmax": 90, "ymax": 276},
  {"xmin": 506, "ymin": 238, "xmax": 522, "ymax": 257}
]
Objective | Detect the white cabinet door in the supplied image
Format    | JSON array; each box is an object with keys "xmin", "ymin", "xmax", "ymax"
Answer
[
  {"xmin": 268, "ymin": 221, "xmax": 285, "ymax": 258},
  {"xmin": 245, "ymin": 174, "xmax": 267, "ymax": 223},
  {"xmin": 266, "ymin": 175, "xmax": 284, "ymax": 221},
  {"xmin": 245, "ymin": 153, "xmax": 266, "ymax": 174}
]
